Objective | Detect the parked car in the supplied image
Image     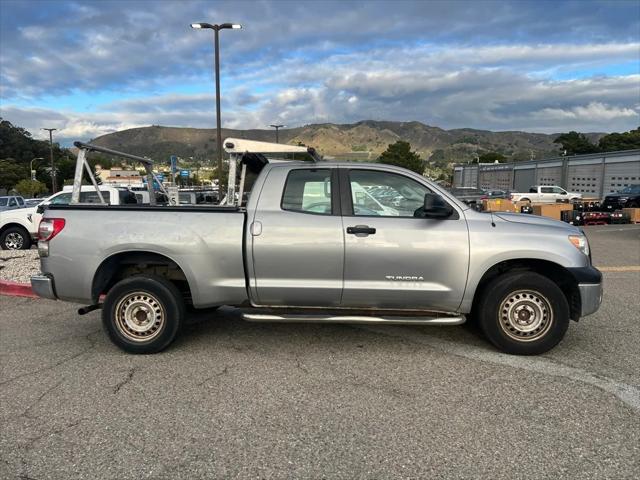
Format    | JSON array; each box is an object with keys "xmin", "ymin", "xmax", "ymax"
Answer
[
  {"xmin": 482, "ymin": 190, "xmax": 508, "ymax": 199},
  {"xmin": 449, "ymin": 187, "xmax": 486, "ymax": 205},
  {"xmin": 601, "ymin": 184, "xmax": 640, "ymax": 211},
  {"xmin": 24, "ymin": 198, "xmax": 44, "ymax": 207},
  {"xmin": 510, "ymin": 186, "xmax": 582, "ymax": 203},
  {"xmin": 0, "ymin": 195, "xmax": 26, "ymax": 211},
  {"xmin": 32, "ymin": 138, "xmax": 602, "ymax": 356},
  {"xmin": 0, "ymin": 186, "xmax": 137, "ymax": 250}
]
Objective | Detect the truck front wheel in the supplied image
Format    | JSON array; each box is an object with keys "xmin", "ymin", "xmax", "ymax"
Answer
[
  {"xmin": 477, "ymin": 272, "xmax": 569, "ymax": 355},
  {"xmin": 0, "ymin": 226, "xmax": 32, "ymax": 250},
  {"xmin": 102, "ymin": 275, "xmax": 184, "ymax": 354}
]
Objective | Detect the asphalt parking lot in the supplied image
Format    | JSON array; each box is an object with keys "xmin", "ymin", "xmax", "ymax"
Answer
[{"xmin": 1, "ymin": 225, "xmax": 639, "ymax": 479}]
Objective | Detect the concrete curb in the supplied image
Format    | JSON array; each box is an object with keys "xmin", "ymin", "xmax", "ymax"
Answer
[{"xmin": 0, "ymin": 280, "xmax": 37, "ymax": 298}]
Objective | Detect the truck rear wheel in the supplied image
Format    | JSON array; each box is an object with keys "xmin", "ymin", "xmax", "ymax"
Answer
[
  {"xmin": 102, "ymin": 275, "xmax": 184, "ymax": 354},
  {"xmin": 477, "ymin": 272, "xmax": 569, "ymax": 355}
]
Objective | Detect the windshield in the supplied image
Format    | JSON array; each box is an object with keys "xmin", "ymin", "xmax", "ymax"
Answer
[{"xmin": 619, "ymin": 185, "xmax": 640, "ymax": 194}]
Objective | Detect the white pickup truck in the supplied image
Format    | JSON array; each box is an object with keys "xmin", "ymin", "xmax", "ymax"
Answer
[
  {"xmin": 0, "ymin": 186, "xmax": 138, "ymax": 250},
  {"xmin": 510, "ymin": 186, "xmax": 582, "ymax": 204}
]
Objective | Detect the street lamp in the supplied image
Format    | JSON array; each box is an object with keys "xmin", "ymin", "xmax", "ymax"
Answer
[
  {"xmin": 30, "ymin": 157, "xmax": 44, "ymax": 180},
  {"xmin": 190, "ymin": 22, "xmax": 242, "ymax": 190},
  {"xmin": 269, "ymin": 124, "xmax": 285, "ymax": 143},
  {"xmin": 42, "ymin": 128, "xmax": 57, "ymax": 192}
]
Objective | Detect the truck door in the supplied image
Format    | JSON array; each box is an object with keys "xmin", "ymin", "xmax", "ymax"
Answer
[
  {"xmin": 340, "ymin": 168, "xmax": 469, "ymax": 311},
  {"xmin": 249, "ymin": 166, "xmax": 344, "ymax": 306}
]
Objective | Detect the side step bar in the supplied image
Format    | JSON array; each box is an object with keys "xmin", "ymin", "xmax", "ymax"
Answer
[{"xmin": 240, "ymin": 312, "xmax": 465, "ymax": 326}]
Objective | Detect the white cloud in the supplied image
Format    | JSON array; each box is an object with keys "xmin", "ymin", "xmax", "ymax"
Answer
[{"xmin": 1, "ymin": 1, "xmax": 639, "ymax": 139}]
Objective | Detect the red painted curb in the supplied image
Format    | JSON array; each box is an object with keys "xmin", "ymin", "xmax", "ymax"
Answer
[{"xmin": 0, "ymin": 279, "xmax": 37, "ymax": 298}]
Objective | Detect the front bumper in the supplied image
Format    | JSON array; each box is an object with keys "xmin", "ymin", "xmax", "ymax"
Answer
[
  {"xmin": 31, "ymin": 274, "xmax": 57, "ymax": 300},
  {"xmin": 567, "ymin": 265, "xmax": 603, "ymax": 318},
  {"xmin": 578, "ymin": 282, "xmax": 603, "ymax": 317}
]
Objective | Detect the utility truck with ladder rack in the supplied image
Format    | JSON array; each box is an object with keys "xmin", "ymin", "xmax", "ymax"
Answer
[{"xmin": 31, "ymin": 138, "xmax": 602, "ymax": 355}]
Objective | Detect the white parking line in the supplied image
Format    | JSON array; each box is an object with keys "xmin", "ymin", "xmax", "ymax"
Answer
[
  {"xmin": 358, "ymin": 325, "xmax": 640, "ymax": 411},
  {"xmin": 597, "ymin": 266, "xmax": 640, "ymax": 272},
  {"xmin": 587, "ymin": 226, "xmax": 640, "ymax": 233}
]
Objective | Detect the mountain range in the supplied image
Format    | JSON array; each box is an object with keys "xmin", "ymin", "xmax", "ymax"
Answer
[{"xmin": 90, "ymin": 120, "xmax": 605, "ymax": 164}]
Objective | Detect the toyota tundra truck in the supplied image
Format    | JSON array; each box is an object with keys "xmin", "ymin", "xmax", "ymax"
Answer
[{"xmin": 31, "ymin": 139, "xmax": 602, "ymax": 355}]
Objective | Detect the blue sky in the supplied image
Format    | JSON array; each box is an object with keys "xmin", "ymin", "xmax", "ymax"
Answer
[{"xmin": 0, "ymin": 0, "xmax": 639, "ymax": 145}]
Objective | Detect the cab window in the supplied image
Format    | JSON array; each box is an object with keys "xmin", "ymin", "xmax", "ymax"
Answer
[
  {"xmin": 49, "ymin": 193, "xmax": 72, "ymax": 204},
  {"xmin": 282, "ymin": 169, "xmax": 333, "ymax": 215}
]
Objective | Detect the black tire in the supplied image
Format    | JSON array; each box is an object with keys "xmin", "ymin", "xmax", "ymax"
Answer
[
  {"xmin": 0, "ymin": 226, "xmax": 32, "ymax": 250},
  {"xmin": 102, "ymin": 275, "xmax": 184, "ymax": 354},
  {"xmin": 477, "ymin": 272, "xmax": 569, "ymax": 355}
]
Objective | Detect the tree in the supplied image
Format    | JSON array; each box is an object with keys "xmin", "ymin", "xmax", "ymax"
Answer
[
  {"xmin": 553, "ymin": 131, "xmax": 599, "ymax": 155},
  {"xmin": 598, "ymin": 127, "xmax": 640, "ymax": 152},
  {"xmin": 0, "ymin": 159, "xmax": 27, "ymax": 191},
  {"xmin": 378, "ymin": 141, "xmax": 424, "ymax": 174},
  {"xmin": 14, "ymin": 179, "xmax": 46, "ymax": 197},
  {"xmin": 478, "ymin": 152, "xmax": 506, "ymax": 163}
]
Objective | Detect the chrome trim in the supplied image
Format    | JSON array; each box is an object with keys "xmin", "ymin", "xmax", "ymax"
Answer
[
  {"xmin": 579, "ymin": 283, "xmax": 603, "ymax": 317},
  {"xmin": 30, "ymin": 274, "xmax": 57, "ymax": 300},
  {"xmin": 242, "ymin": 313, "xmax": 465, "ymax": 325}
]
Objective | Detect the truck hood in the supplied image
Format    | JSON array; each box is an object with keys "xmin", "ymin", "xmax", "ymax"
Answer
[
  {"xmin": 0, "ymin": 206, "xmax": 38, "ymax": 221},
  {"xmin": 495, "ymin": 212, "xmax": 581, "ymax": 233}
]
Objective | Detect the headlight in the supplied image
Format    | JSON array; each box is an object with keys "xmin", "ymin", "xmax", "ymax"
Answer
[{"xmin": 568, "ymin": 234, "xmax": 590, "ymax": 256}]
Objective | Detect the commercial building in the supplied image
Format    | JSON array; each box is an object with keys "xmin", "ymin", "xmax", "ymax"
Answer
[{"xmin": 453, "ymin": 149, "xmax": 640, "ymax": 198}]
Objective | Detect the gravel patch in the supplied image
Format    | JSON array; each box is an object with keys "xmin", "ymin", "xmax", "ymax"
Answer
[{"xmin": 0, "ymin": 249, "xmax": 40, "ymax": 283}]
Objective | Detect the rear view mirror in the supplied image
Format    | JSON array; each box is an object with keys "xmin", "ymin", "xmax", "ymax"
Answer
[{"xmin": 422, "ymin": 193, "xmax": 453, "ymax": 219}]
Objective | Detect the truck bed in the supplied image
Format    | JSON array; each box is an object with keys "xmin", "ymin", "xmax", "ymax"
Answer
[{"xmin": 42, "ymin": 205, "xmax": 248, "ymax": 307}]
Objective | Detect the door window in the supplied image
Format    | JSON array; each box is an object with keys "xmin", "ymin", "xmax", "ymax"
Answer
[
  {"xmin": 282, "ymin": 169, "xmax": 333, "ymax": 215},
  {"xmin": 17, "ymin": 197, "xmax": 25, "ymax": 206},
  {"xmin": 540, "ymin": 187, "xmax": 554, "ymax": 194},
  {"xmin": 8, "ymin": 198, "xmax": 17, "ymax": 207},
  {"xmin": 348, "ymin": 170, "xmax": 431, "ymax": 217}
]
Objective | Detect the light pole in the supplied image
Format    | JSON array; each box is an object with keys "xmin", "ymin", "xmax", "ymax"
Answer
[
  {"xmin": 474, "ymin": 154, "xmax": 480, "ymax": 189},
  {"xmin": 30, "ymin": 157, "xmax": 44, "ymax": 180},
  {"xmin": 269, "ymin": 124, "xmax": 285, "ymax": 143},
  {"xmin": 190, "ymin": 22, "xmax": 242, "ymax": 190},
  {"xmin": 42, "ymin": 128, "xmax": 57, "ymax": 192}
]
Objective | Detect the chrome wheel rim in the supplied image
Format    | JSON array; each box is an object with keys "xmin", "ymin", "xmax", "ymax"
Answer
[
  {"xmin": 499, "ymin": 290, "xmax": 553, "ymax": 342},
  {"xmin": 114, "ymin": 291, "xmax": 165, "ymax": 342},
  {"xmin": 5, "ymin": 232, "xmax": 24, "ymax": 249}
]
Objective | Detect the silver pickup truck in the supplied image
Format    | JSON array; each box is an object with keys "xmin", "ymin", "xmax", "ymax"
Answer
[{"xmin": 31, "ymin": 139, "xmax": 602, "ymax": 355}]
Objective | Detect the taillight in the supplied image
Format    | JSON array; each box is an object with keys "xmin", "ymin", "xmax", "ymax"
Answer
[{"xmin": 38, "ymin": 218, "xmax": 66, "ymax": 241}]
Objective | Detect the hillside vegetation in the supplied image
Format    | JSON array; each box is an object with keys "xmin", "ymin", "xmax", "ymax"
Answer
[{"xmin": 90, "ymin": 120, "xmax": 589, "ymax": 164}]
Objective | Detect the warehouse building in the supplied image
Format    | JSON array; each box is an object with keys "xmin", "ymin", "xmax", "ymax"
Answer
[{"xmin": 453, "ymin": 149, "xmax": 640, "ymax": 198}]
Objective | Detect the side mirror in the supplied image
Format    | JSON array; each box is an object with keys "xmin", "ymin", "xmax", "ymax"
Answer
[
  {"xmin": 422, "ymin": 193, "xmax": 453, "ymax": 219},
  {"xmin": 36, "ymin": 205, "xmax": 44, "ymax": 214}
]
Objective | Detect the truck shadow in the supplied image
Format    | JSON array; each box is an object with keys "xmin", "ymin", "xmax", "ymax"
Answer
[{"xmin": 175, "ymin": 306, "xmax": 487, "ymax": 354}]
